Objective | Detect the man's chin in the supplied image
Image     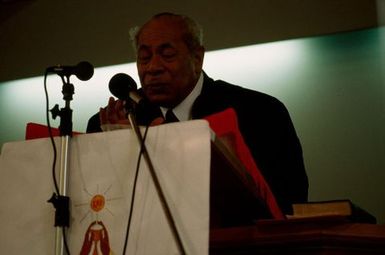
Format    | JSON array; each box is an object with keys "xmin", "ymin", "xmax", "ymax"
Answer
[{"xmin": 147, "ymin": 95, "xmax": 174, "ymax": 108}]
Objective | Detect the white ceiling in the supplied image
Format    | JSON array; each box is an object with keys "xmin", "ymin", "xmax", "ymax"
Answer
[{"xmin": 0, "ymin": 0, "xmax": 382, "ymax": 82}]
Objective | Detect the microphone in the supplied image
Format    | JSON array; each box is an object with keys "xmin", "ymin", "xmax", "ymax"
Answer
[
  {"xmin": 108, "ymin": 73, "xmax": 162, "ymax": 125},
  {"xmin": 108, "ymin": 73, "xmax": 142, "ymax": 103},
  {"xmin": 46, "ymin": 61, "xmax": 94, "ymax": 81}
]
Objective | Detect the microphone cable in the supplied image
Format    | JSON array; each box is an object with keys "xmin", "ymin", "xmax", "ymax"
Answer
[
  {"xmin": 44, "ymin": 71, "xmax": 71, "ymax": 255},
  {"xmin": 44, "ymin": 71, "xmax": 59, "ymax": 194},
  {"xmin": 121, "ymin": 124, "xmax": 150, "ymax": 255},
  {"xmin": 121, "ymin": 112, "xmax": 187, "ymax": 255}
]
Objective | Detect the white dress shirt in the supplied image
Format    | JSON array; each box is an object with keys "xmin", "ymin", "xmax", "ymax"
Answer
[{"xmin": 160, "ymin": 72, "xmax": 204, "ymax": 121}]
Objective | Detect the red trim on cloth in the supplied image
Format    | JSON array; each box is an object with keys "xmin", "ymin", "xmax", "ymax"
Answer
[
  {"xmin": 25, "ymin": 122, "xmax": 82, "ymax": 140},
  {"xmin": 204, "ymin": 108, "xmax": 285, "ymax": 219}
]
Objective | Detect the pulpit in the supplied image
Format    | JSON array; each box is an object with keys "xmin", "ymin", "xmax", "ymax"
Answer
[{"xmin": 210, "ymin": 216, "xmax": 385, "ymax": 254}]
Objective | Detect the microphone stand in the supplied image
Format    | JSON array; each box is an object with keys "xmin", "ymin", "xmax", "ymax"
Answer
[
  {"xmin": 126, "ymin": 106, "xmax": 186, "ymax": 255},
  {"xmin": 49, "ymin": 76, "xmax": 74, "ymax": 255}
]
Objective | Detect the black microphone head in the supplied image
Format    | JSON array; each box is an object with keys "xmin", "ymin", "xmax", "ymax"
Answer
[
  {"xmin": 75, "ymin": 61, "xmax": 94, "ymax": 81},
  {"xmin": 108, "ymin": 73, "xmax": 137, "ymax": 100}
]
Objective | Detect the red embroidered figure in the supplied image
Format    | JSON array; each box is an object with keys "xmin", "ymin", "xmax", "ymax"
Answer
[{"xmin": 80, "ymin": 221, "xmax": 112, "ymax": 255}]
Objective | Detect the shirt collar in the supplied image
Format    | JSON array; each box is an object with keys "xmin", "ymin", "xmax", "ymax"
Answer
[{"xmin": 161, "ymin": 72, "xmax": 204, "ymax": 121}]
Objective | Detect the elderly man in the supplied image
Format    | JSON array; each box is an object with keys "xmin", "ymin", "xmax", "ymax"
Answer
[{"xmin": 87, "ymin": 12, "xmax": 308, "ymax": 216}]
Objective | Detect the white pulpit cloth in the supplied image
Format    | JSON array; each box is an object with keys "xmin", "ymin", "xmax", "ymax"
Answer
[{"xmin": 0, "ymin": 120, "xmax": 211, "ymax": 255}]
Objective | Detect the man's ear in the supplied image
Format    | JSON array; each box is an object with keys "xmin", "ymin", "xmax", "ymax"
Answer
[{"xmin": 193, "ymin": 46, "xmax": 205, "ymax": 74}]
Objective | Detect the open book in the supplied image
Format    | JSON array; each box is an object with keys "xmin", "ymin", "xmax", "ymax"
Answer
[{"xmin": 289, "ymin": 199, "xmax": 376, "ymax": 224}]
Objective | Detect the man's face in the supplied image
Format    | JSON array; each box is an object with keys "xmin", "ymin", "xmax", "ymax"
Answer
[{"xmin": 136, "ymin": 17, "xmax": 204, "ymax": 108}]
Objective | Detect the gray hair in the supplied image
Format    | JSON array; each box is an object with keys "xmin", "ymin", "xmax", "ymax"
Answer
[{"xmin": 129, "ymin": 12, "xmax": 204, "ymax": 53}]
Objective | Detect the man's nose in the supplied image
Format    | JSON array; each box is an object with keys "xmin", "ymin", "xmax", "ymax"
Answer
[{"xmin": 147, "ymin": 55, "xmax": 164, "ymax": 74}]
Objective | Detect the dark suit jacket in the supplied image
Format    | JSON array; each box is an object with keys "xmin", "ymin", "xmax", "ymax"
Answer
[{"xmin": 87, "ymin": 73, "xmax": 308, "ymax": 214}]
